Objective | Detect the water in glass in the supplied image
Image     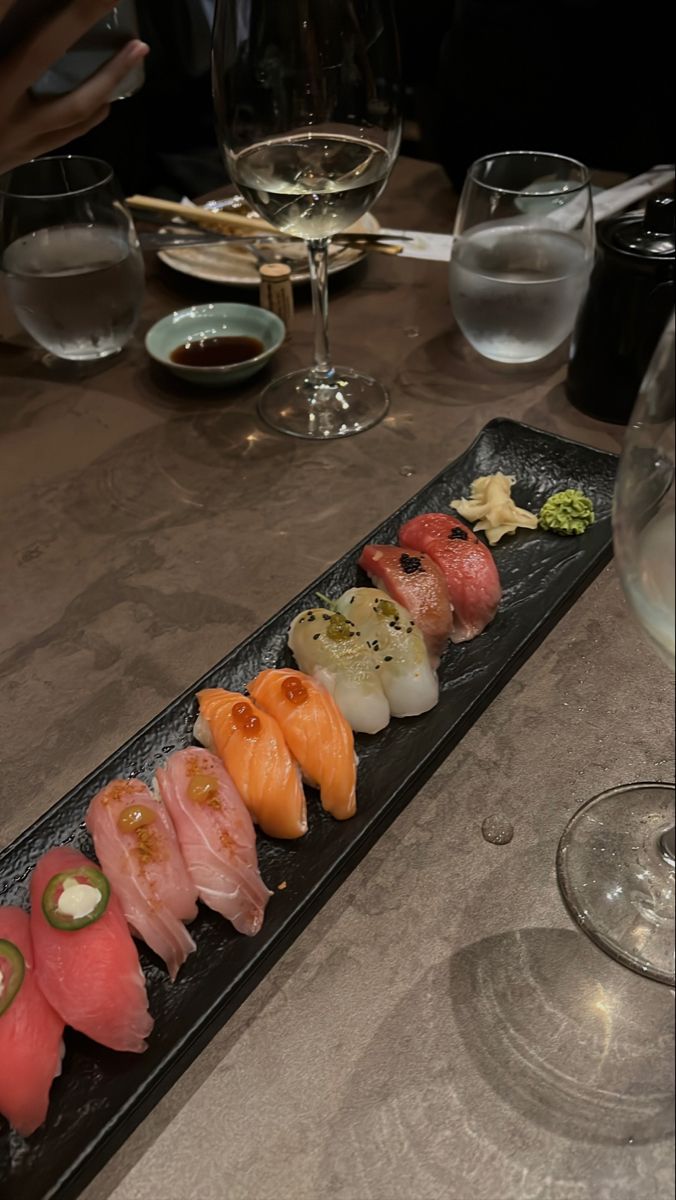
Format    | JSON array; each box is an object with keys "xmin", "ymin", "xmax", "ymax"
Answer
[
  {"xmin": 4, "ymin": 225, "xmax": 144, "ymax": 361},
  {"xmin": 450, "ymin": 152, "xmax": 594, "ymax": 364},
  {"xmin": 450, "ymin": 224, "xmax": 591, "ymax": 363},
  {"xmin": 0, "ymin": 156, "xmax": 144, "ymax": 362}
]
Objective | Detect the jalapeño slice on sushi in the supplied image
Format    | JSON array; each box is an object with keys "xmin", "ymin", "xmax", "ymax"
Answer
[
  {"xmin": 42, "ymin": 864, "xmax": 110, "ymax": 930},
  {"xmin": 0, "ymin": 938, "xmax": 25, "ymax": 1015}
]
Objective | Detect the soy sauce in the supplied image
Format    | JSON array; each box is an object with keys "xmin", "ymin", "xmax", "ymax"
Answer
[{"xmin": 170, "ymin": 335, "xmax": 264, "ymax": 367}]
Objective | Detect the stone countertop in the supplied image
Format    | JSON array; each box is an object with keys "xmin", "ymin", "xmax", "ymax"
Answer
[{"xmin": 0, "ymin": 159, "xmax": 673, "ymax": 1200}]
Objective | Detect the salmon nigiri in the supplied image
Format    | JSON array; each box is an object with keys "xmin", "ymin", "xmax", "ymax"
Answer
[
  {"xmin": 86, "ymin": 779, "xmax": 198, "ymax": 981},
  {"xmin": 30, "ymin": 847, "xmax": 153, "ymax": 1053},
  {"xmin": 156, "ymin": 748, "xmax": 271, "ymax": 936},
  {"xmin": 195, "ymin": 689, "xmax": 307, "ymax": 840},
  {"xmin": 399, "ymin": 513, "xmax": 501, "ymax": 642},
  {"xmin": 249, "ymin": 668, "xmax": 357, "ymax": 821},
  {"xmin": 0, "ymin": 907, "xmax": 64, "ymax": 1136}
]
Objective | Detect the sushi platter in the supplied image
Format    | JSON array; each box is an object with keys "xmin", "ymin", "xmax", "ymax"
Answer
[{"xmin": 0, "ymin": 419, "xmax": 617, "ymax": 1200}]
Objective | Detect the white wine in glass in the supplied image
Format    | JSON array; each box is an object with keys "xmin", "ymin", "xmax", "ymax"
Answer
[
  {"xmin": 557, "ymin": 314, "xmax": 675, "ymax": 987},
  {"xmin": 212, "ymin": 0, "xmax": 402, "ymax": 440}
]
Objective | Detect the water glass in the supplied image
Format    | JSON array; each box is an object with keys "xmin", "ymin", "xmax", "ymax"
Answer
[
  {"xmin": 449, "ymin": 151, "xmax": 594, "ymax": 364},
  {"xmin": 0, "ymin": 156, "xmax": 144, "ymax": 362}
]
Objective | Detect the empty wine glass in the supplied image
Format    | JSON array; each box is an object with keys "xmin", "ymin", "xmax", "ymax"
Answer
[
  {"xmin": 450, "ymin": 151, "xmax": 595, "ymax": 364},
  {"xmin": 212, "ymin": 0, "xmax": 402, "ymax": 439},
  {"xmin": 557, "ymin": 314, "xmax": 675, "ymax": 987}
]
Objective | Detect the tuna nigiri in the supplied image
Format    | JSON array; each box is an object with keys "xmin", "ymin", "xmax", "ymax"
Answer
[
  {"xmin": 30, "ymin": 847, "xmax": 153, "ymax": 1053},
  {"xmin": 334, "ymin": 588, "xmax": 439, "ymax": 717},
  {"xmin": 358, "ymin": 544, "xmax": 453, "ymax": 665},
  {"xmin": 195, "ymin": 689, "xmax": 307, "ymax": 840},
  {"xmin": 399, "ymin": 513, "xmax": 501, "ymax": 642},
  {"xmin": 156, "ymin": 748, "xmax": 271, "ymax": 936},
  {"xmin": 86, "ymin": 779, "xmax": 198, "ymax": 981},
  {"xmin": 288, "ymin": 607, "xmax": 390, "ymax": 735},
  {"xmin": 249, "ymin": 668, "xmax": 357, "ymax": 820},
  {"xmin": 0, "ymin": 907, "xmax": 64, "ymax": 1136}
]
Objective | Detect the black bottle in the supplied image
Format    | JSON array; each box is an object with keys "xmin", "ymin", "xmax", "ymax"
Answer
[{"xmin": 567, "ymin": 193, "xmax": 674, "ymax": 424}]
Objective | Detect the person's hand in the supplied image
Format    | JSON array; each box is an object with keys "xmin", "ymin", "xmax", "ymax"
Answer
[{"xmin": 0, "ymin": 0, "xmax": 149, "ymax": 175}]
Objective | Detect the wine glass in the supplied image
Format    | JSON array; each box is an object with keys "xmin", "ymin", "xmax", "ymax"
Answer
[
  {"xmin": 0, "ymin": 156, "xmax": 144, "ymax": 362},
  {"xmin": 449, "ymin": 151, "xmax": 595, "ymax": 364},
  {"xmin": 212, "ymin": 0, "xmax": 402, "ymax": 439},
  {"xmin": 557, "ymin": 314, "xmax": 675, "ymax": 987}
]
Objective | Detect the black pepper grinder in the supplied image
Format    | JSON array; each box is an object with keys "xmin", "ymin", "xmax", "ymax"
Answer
[{"xmin": 567, "ymin": 193, "xmax": 675, "ymax": 424}]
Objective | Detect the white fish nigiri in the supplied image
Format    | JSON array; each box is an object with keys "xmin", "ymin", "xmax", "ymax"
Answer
[
  {"xmin": 156, "ymin": 748, "xmax": 271, "ymax": 936},
  {"xmin": 334, "ymin": 588, "xmax": 439, "ymax": 717},
  {"xmin": 288, "ymin": 608, "xmax": 390, "ymax": 735}
]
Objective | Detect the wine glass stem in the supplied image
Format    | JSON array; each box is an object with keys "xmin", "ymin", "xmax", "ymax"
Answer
[{"xmin": 307, "ymin": 238, "xmax": 334, "ymax": 383}]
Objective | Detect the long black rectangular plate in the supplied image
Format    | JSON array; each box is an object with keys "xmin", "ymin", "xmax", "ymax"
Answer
[{"xmin": 0, "ymin": 419, "xmax": 617, "ymax": 1200}]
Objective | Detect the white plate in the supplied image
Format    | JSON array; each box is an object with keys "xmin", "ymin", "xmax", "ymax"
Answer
[{"xmin": 158, "ymin": 209, "xmax": 381, "ymax": 288}]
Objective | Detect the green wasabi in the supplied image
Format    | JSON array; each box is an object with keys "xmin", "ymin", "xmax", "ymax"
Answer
[{"xmin": 539, "ymin": 489, "xmax": 595, "ymax": 536}]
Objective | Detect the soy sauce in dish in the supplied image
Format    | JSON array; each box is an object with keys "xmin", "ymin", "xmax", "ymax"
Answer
[{"xmin": 170, "ymin": 336, "xmax": 264, "ymax": 367}]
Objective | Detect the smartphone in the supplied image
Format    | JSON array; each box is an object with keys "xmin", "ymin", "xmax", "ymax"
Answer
[{"xmin": 0, "ymin": 0, "xmax": 144, "ymax": 101}]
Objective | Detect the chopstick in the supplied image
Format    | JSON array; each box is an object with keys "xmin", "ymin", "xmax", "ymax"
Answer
[
  {"xmin": 126, "ymin": 194, "xmax": 276, "ymax": 235},
  {"xmin": 127, "ymin": 194, "xmax": 409, "ymax": 250}
]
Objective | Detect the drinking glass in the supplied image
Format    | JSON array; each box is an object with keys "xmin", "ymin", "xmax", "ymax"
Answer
[
  {"xmin": 557, "ymin": 314, "xmax": 675, "ymax": 987},
  {"xmin": 450, "ymin": 151, "xmax": 595, "ymax": 364},
  {"xmin": 212, "ymin": 0, "xmax": 402, "ymax": 439},
  {"xmin": 0, "ymin": 156, "xmax": 144, "ymax": 362}
]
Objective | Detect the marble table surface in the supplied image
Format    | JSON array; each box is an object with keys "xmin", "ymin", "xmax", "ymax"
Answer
[{"xmin": 0, "ymin": 158, "xmax": 673, "ymax": 1200}]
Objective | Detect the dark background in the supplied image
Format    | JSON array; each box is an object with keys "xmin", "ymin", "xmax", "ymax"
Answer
[{"xmin": 61, "ymin": 0, "xmax": 675, "ymax": 198}]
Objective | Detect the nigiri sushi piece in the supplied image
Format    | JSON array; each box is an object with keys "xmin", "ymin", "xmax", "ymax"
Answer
[
  {"xmin": 357, "ymin": 545, "xmax": 453, "ymax": 666},
  {"xmin": 156, "ymin": 748, "xmax": 271, "ymax": 936},
  {"xmin": 399, "ymin": 513, "xmax": 502, "ymax": 643},
  {"xmin": 86, "ymin": 779, "xmax": 198, "ymax": 981},
  {"xmin": 0, "ymin": 907, "xmax": 64, "ymax": 1137},
  {"xmin": 288, "ymin": 608, "xmax": 390, "ymax": 735},
  {"xmin": 249, "ymin": 668, "xmax": 357, "ymax": 820},
  {"xmin": 195, "ymin": 689, "xmax": 307, "ymax": 840},
  {"xmin": 30, "ymin": 847, "xmax": 153, "ymax": 1053},
  {"xmin": 334, "ymin": 588, "xmax": 438, "ymax": 718}
]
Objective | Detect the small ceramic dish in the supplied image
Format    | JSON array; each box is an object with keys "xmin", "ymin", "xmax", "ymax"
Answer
[{"xmin": 145, "ymin": 302, "xmax": 285, "ymax": 386}]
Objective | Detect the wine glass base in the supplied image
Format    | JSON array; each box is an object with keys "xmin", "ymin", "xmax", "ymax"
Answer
[
  {"xmin": 557, "ymin": 782, "xmax": 675, "ymax": 987},
  {"xmin": 257, "ymin": 366, "xmax": 389, "ymax": 440}
]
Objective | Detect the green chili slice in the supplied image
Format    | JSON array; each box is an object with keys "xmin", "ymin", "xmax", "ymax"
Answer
[
  {"xmin": 41, "ymin": 865, "xmax": 110, "ymax": 931},
  {"xmin": 0, "ymin": 939, "xmax": 25, "ymax": 1016}
]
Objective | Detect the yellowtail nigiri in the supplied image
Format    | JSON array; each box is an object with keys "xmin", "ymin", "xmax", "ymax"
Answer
[
  {"xmin": 86, "ymin": 778, "xmax": 198, "ymax": 981},
  {"xmin": 156, "ymin": 748, "xmax": 271, "ymax": 936}
]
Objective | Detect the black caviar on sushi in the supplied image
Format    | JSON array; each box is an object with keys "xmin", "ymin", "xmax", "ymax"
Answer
[{"xmin": 399, "ymin": 553, "xmax": 424, "ymax": 574}]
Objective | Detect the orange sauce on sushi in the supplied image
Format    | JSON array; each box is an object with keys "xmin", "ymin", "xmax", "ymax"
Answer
[
  {"xmin": 187, "ymin": 773, "xmax": 220, "ymax": 806},
  {"xmin": 118, "ymin": 805, "xmax": 156, "ymax": 832}
]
